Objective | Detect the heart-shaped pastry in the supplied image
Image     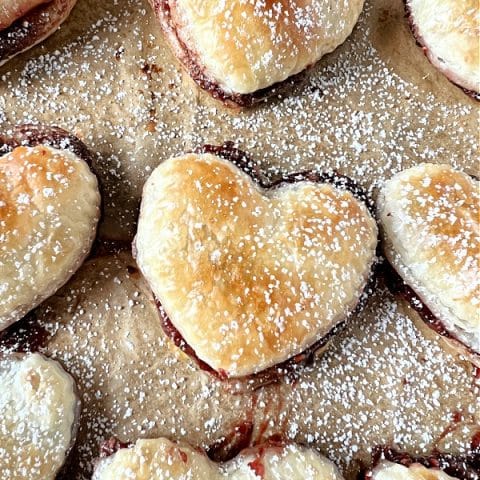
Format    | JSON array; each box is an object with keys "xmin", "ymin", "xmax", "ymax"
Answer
[
  {"xmin": 93, "ymin": 437, "xmax": 344, "ymax": 480},
  {"xmin": 405, "ymin": 0, "xmax": 479, "ymax": 98},
  {"xmin": 0, "ymin": 0, "xmax": 78, "ymax": 67},
  {"xmin": 135, "ymin": 149, "xmax": 378, "ymax": 377},
  {"xmin": 0, "ymin": 125, "xmax": 101, "ymax": 332},
  {"xmin": 377, "ymin": 163, "xmax": 479, "ymax": 366},
  {"xmin": 149, "ymin": 0, "xmax": 365, "ymax": 106},
  {"xmin": 0, "ymin": 353, "xmax": 80, "ymax": 480}
]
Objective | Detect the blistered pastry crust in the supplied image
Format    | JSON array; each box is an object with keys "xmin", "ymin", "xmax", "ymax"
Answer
[
  {"xmin": 135, "ymin": 153, "xmax": 377, "ymax": 377},
  {"xmin": 93, "ymin": 438, "xmax": 344, "ymax": 480},
  {"xmin": 0, "ymin": 143, "xmax": 100, "ymax": 331},
  {"xmin": 377, "ymin": 163, "xmax": 480, "ymax": 355},
  {"xmin": 0, "ymin": 353, "xmax": 80, "ymax": 480},
  {"xmin": 406, "ymin": 0, "xmax": 479, "ymax": 95},
  {"xmin": 150, "ymin": 0, "xmax": 365, "ymax": 103}
]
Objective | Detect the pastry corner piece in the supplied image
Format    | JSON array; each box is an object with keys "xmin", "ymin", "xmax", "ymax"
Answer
[
  {"xmin": 377, "ymin": 163, "xmax": 480, "ymax": 366},
  {"xmin": 405, "ymin": 0, "xmax": 480, "ymax": 99},
  {"xmin": 0, "ymin": 124, "xmax": 101, "ymax": 332},
  {"xmin": 93, "ymin": 437, "xmax": 344, "ymax": 480},
  {"xmin": 0, "ymin": 353, "xmax": 80, "ymax": 480},
  {"xmin": 135, "ymin": 149, "xmax": 378, "ymax": 378},
  {"xmin": 0, "ymin": 0, "xmax": 78, "ymax": 67},
  {"xmin": 149, "ymin": 0, "xmax": 365, "ymax": 106}
]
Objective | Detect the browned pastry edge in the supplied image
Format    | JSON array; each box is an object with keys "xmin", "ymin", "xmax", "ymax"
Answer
[
  {"xmin": 0, "ymin": 0, "xmax": 77, "ymax": 67},
  {"xmin": 361, "ymin": 445, "xmax": 480, "ymax": 480},
  {"xmin": 142, "ymin": 142, "xmax": 378, "ymax": 390},
  {"xmin": 0, "ymin": 123, "xmax": 95, "ymax": 164},
  {"xmin": 383, "ymin": 262, "xmax": 480, "ymax": 366},
  {"xmin": 148, "ymin": 0, "xmax": 309, "ymax": 108},
  {"xmin": 403, "ymin": 1, "xmax": 480, "ymax": 101}
]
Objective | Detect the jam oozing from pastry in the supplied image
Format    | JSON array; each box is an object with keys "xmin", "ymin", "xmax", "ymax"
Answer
[
  {"xmin": 152, "ymin": 143, "xmax": 376, "ymax": 387},
  {"xmin": 99, "ymin": 437, "xmax": 132, "ymax": 458},
  {"xmin": 206, "ymin": 422, "xmax": 255, "ymax": 462},
  {"xmin": 156, "ymin": 298, "xmax": 341, "ymax": 389},
  {"xmin": 367, "ymin": 446, "xmax": 480, "ymax": 480}
]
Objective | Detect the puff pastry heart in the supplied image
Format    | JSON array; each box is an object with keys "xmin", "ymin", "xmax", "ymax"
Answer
[
  {"xmin": 406, "ymin": 0, "xmax": 480, "ymax": 98},
  {"xmin": 135, "ymin": 150, "xmax": 378, "ymax": 378},
  {"xmin": 0, "ymin": 353, "xmax": 80, "ymax": 480},
  {"xmin": 93, "ymin": 438, "xmax": 344, "ymax": 480},
  {"xmin": 149, "ymin": 0, "xmax": 365, "ymax": 106},
  {"xmin": 0, "ymin": 0, "xmax": 77, "ymax": 67},
  {"xmin": 377, "ymin": 163, "xmax": 479, "ymax": 366},
  {"xmin": 0, "ymin": 125, "xmax": 101, "ymax": 332}
]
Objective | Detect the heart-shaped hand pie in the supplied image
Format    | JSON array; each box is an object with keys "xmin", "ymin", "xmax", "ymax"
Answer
[
  {"xmin": 0, "ymin": 0, "xmax": 78, "ymax": 67},
  {"xmin": 149, "ymin": 0, "xmax": 365, "ymax": 106},
  {"xmin": 135, "ymin": 150, "xmax": 377, "ymax": 377},
  {"xmin": 0, "ymin": 353, "xmax": 80, "ymax": 480},
  {"xmin": 94, "ymin": 437, "xmax": 344, "ymax": 480},
  {"xmin": 406, "ymin": 0, "xmax": 479, "ymax": 98},
  {"xmin": 0, "ymin": 125, "xmax": 100, "ymax": 332},
  {"xmin": 377, "ymin": 163, "xmax": 479, "ymax": 365}
]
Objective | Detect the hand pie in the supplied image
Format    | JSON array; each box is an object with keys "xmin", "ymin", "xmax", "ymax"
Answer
[
  {"xmin": 134, "ymin": 147, "xmax": 378, "ymax": 378},
  {"xmin": 149, "ymin": 0, "xmax": 365, "ymax": 106},
  {"xmin": 364, "ymin": 448, "xmax": 479, "ymax": 480},
  {"xmin": 377, "ymin": 163, "xmax": 479, "ymax": 366},
  {"xmin": 0, "ymin": 353, "xmax": 80, "ymax": 480},
  {"xmin": 93, "ymin": 437, "xmax": 344, "ymax": 480},
  {"xmin": 0, "ymin": 124, "xmax": 101, "ymax": 332},
  {"xmin": 405, "ymin": 0, "xmax": 479, "ymax": 98},
  {"xmin": 0, "ymin": 0, "xmax": 78, "ymax": 67}
]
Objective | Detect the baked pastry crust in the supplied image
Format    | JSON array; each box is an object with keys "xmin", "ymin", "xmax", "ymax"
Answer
[
  {"xmin": 406, "ymin": 0, "xmax": 480, "ymax": 97},
  {"xmin": 93, "ymin": 438, "xmax": 344, "ymax": 480},
  {"xmin": 0, "ymin": 353, "xmax": 80, "ymax": 480},
  {"xmin": 0, "ymin": 0, "xmax": 77, "ymax": 67},
  {"xmin": 0, "ymin": 125, "xmax": 100, "ymax": 332},
  {"xmin": 149, "ymin": 0, "xmax": 365, "ymax": 106},
  {"xmin": 377, "ymin": 163, "xmax": 479, "ymax": 360},
  {"xmin": 135, "ymin": 152, "xmax": 377, "ymax": 377}
]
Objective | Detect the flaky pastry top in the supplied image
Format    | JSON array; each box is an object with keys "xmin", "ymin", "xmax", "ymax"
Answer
[
  {"xmin": 135, "ymin": 153, "xmax": 377, "ymax": 377},
  {"xmin": 0, "ymin": 145, "xmax": 100, "ymax": 331},
  {"xmin": 0, "ymin": 353, "xmax": 79, "ymax": 480},
  {"xmin": 378, "ymin": 163, "xmax": 479, "ymax": 353},
  {"xmin": 93, "ymin": 438, "xmax": 344, "ymax": 480},
  {"xmin": 165, "ymin": 0, "xmax": 365, "ymax": 94}
]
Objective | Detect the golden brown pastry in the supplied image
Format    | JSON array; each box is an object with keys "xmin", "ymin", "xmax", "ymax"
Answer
[
  {"xmin": 93, "ymin": 437, "xmax": 344, "ymax": 480},
  {"xmin": 406, "ymin": 0, "xmax": 479, "ymax": 98},
  {"xmin": 377, "ymin": 163, "xmax": 479, "ymax": 366},
  {"xmin": 0, "ymin": 353, "xmax": 80, "ymax": 480},
  {"xmin": 0, "ymin": 0, "xmax": 78, "ymax": 67},
  {"xmin": 369, "ymin": 461, "xmax": 461, "ymax": 480},
  {"xmin": 0, "ymin": 125, "xmax": 101, "ymax": 332},
  {"xmin": 134, "ymin": 148, "xmax": 378, "ymax": 378},
  {"xmin": 149, "ymin": 0, "xmax": 365, "ymax": 106}
]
